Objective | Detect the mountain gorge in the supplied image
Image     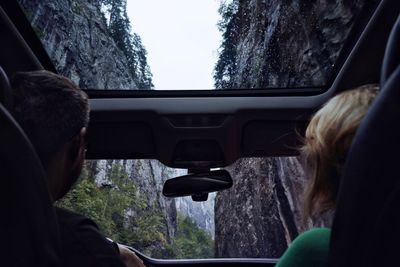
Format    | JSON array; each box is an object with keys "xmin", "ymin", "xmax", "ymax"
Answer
[{"xmin": 17, "ymin": 0, "xmax": 365, "ymax": 260}]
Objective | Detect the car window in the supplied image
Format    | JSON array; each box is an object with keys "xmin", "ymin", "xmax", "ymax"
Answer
[
  {"xmin": 57, "ymin": 158, "xmax": 330, "ymax": 259},
  {"xmin": 18, "ymin": 0, "xmax": 374, "ymax": 91}
]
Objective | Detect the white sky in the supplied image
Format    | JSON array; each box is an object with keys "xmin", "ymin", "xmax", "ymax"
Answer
[{"xmin": 126, "ymin": 0, "xmax": 222, "ymax": 90}]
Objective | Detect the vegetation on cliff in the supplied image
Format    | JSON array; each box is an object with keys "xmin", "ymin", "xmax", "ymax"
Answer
[
  {"xmin": 100, "ymin": 0, "xmax": 153, "ymax": 89},
  {"xmin": 214, "ymin": 0, "xmax": 239, "ymax": 89},
  {"xmin": 58, "ymin": 162, "xmax": 214, "ymax": 259},
  {"xmin": 174, "ymin": 214, "xmax": 214, "ymax": 259}
]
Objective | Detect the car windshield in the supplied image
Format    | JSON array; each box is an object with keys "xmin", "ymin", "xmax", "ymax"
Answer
[
  {"xmin": 18, "ymin": 0, "xmax": 371, "ymax": 90},
  {"xmin": 56, "ymin": 158, "xmax": 326, "ymax": 259}
]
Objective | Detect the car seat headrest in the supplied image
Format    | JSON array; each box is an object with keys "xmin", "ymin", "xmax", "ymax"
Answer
[
  {"xmin": 381, "ymin": 15, "xmax": 400, "ymax": 86},
  {"xmin": 329, "ymin": 14, "xmax": 400, "ymax": 267},
  {"xmin": 0, "ymin": 103, "xmax": 60, "ymax": 266}
]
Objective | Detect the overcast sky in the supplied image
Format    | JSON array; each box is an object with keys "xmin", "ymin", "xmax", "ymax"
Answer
[{"xmin": 127, "ymin": 0, "xmax": 222, "ymax": 90}]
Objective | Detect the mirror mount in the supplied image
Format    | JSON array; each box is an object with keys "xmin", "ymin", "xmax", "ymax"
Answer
[{"xmin": 192, "ymin": 193, "xmax": 208, "ymax": 202}]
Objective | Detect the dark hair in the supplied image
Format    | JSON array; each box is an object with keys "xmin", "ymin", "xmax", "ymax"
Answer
[{"xmin": 10, "ymin": 70, "xmax": 89, "ymax": 167}]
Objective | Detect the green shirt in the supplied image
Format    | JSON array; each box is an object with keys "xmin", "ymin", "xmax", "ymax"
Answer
[{"xmin": 276, "ymin": 228, "xmax": 331, "ymax": 267}]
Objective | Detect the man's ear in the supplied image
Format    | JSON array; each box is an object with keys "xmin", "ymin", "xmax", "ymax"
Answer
[
  {"xmin": 66, "ymin": 127, "xmax": 87, "ymax": 168},
  {"xmin": 56, "ymin": 127, "xmax": 87, "ymax": 200}
]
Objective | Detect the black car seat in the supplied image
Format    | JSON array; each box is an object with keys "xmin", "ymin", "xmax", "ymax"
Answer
[
  {"xmin": 328, "ymin": 15, "xmax": 400, "ymax": 267},
  {"xmin": 0, "ymin": 66, "xmax": 60, "ymax": 266},
  {"xmin": 0, "ymin": 67, "xmax": 11, "ymax": 108}
]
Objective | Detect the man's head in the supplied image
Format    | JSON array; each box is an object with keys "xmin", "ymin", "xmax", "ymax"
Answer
[{"xmin": 11, "ymin": 70, "xmax": 89, "ymax": 201}]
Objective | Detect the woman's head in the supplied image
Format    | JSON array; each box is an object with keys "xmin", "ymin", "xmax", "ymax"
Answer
[{"xmin": 302, "ymin": 84, "xmax": 379, "ymax": 220}]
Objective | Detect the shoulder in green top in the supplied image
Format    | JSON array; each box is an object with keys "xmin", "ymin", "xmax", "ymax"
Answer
[{"xmin": 276, "ymin": 228, "xmax": 331, "ymax": 267}]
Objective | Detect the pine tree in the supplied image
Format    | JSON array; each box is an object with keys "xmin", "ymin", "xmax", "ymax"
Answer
[
  {"xmin": 214, "ymin": 0, "xmax": 240, "ymax": 89},
  {"xmin": 132, "ymin": 33, "xmax": 154, "ymax": 89},
  {"xmin": 100, "ymin": 0, "xmax": 154, "ymax": 89}
]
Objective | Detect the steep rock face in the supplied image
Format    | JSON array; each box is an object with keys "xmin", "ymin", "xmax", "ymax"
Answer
[
  {"xmin": 90, "ymin": 159, "xmax": 185, "ymax": 244},
  {"xmin": 215, "ymin": 157, "xmax": 308, "ymax": 258},
  {"xmin": 129, "ymin": 160, "xmax": 186, "ymax": 241},
  {"xmin": 18, "ymin": 0, "xmax": 138, "ymax": 89},
  {"xmin": 216, "ymin": 0, "xmax": 366, "ymax": 88}
]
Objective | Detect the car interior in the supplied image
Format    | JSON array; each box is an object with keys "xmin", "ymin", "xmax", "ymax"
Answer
[{"xmin": 1, "ymin": 0, "xmax": 400, "ymax": 266}]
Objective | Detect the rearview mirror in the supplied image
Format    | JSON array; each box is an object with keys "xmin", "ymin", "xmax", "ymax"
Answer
[{"xmin": 162, "ymin": 170, "xmax": 233, "ymax": 201}]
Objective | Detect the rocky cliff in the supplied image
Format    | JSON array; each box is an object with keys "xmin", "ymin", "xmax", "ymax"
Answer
[
  {"xmin": 87, "ymin": 160, "xmax": 185, "ymax": 253},
  {"xmin": 85, "ymin": 159, "xmax": 214, "ymax": 257},
  {"xmin": 215, "ymin": 157, "xmax": 307, "ymax": 258},
  {"xmin": 214, "ymin": 0, "xmax": 366, "ymax": 89},
  {"xmin": 18, "ymin": 0, "xmax": 150, "ymax": 89}
]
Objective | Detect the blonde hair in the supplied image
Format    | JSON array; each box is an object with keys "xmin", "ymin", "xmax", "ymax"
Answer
[{"xmin": 302, "ymin": 84, "xmax": 379, "ymax": 220}]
